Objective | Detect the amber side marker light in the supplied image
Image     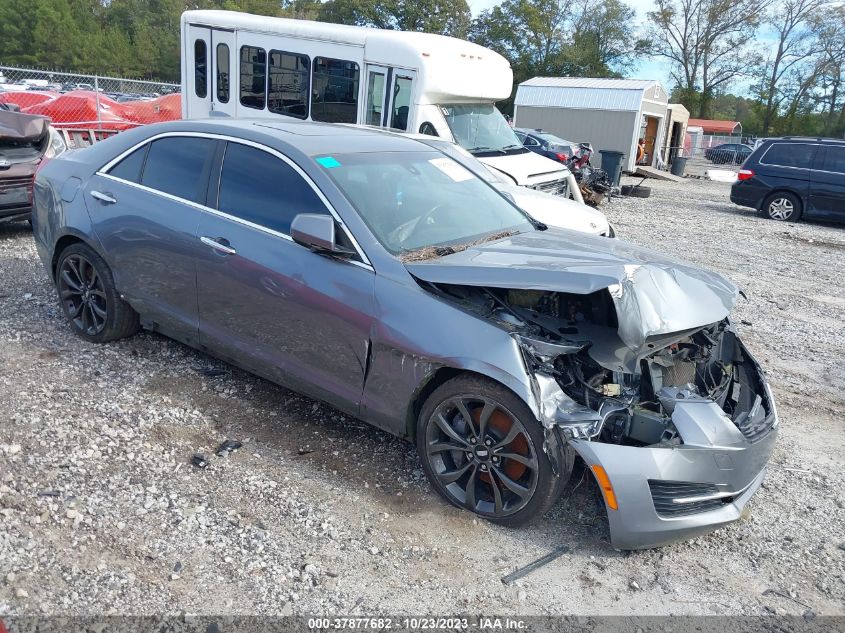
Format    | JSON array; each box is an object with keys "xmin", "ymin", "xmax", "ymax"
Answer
[{"xmin": 591, "ymin": 464, "xmax": 618, "ymax": 511}]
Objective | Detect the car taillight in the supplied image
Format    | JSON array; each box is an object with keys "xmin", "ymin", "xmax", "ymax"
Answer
[
  {"xmin": 737, "ymin": 169, "xmax": 754, "ymax": 181},
  {"xmin": 556, "ymin": 152, "xmax": 568, "ymax": 162}
]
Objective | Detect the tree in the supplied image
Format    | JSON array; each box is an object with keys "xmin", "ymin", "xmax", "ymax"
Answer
[
  {"xmin": 648, "ymin": 0, "xmax": 770, "ymax": 118},
  {"xmin": 319, "ymin": 0, "xmax": 472, "ymax": 37},
  {"xmin": 753, "ymin": 0, "xmax": 825, "ymax": 134}
]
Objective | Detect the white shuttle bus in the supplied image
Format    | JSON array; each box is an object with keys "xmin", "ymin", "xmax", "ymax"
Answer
[{"xmin": 180, "ymin": 10, "xmax": 571, "ymax": 195}]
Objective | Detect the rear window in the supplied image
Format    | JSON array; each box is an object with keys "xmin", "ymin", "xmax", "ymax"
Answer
[
  {"xmin": 141, "ymin": 137, "xmax": 216, "ymax": 204},
  {"xmin": 760, "ymin": 143, "xmax": 815, "ymax": 169},
  {"xmin": 821, "ymin": 146, "xmax": 845, "ymax": 174}
]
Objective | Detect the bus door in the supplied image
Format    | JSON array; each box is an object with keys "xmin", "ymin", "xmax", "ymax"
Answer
[
  {"xmin": 363, "ymin": 65, "xmax": 389, "ymax": 126},
  {"xmin": 386, "ymin": 70, "xmax": 416, "ymax": 131},
  {"xmin": 185, "ymin": 25, "xmax": 236, "ymax": 118}
]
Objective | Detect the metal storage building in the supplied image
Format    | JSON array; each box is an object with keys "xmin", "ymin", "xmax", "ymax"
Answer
[{"xmin": 514, "ymin": 77, "xmax": 669, "ymax": 172}]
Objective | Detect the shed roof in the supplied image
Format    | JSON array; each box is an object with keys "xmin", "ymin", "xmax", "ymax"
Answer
[
  {"xmin": 687, "ymin": 118, "xmax": 741, "ymax": 134},
  {"xmin": 515, "ymin": 77, "xmax": 665, "ymax": 112}
]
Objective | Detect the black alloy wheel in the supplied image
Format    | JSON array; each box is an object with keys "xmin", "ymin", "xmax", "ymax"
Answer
[
  {"xmin": 418, "ymin": 376, "xmax": 565, "ymax": 526},
  {"xmin": 58, "ymin": 252, "xmax": 108, "ymax": 337}
]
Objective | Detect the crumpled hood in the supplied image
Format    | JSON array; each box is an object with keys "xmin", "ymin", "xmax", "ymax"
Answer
[
  {"xmin": 406, "ymin": 229, "xmax": 738, "ymax": 352},
  {"xmin": 0, "ymin": 110, "xmax": 49, "ymax": 142}
]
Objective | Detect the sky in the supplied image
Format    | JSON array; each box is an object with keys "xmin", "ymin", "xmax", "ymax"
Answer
[{"xmin": 466, "ymin": 0, "xmax": 675, "ymax": 89}]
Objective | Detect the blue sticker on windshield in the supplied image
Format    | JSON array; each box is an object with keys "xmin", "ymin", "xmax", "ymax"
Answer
[{"xmin": 316, "ymin": 156, "xmax": 341, "ymax": 169}]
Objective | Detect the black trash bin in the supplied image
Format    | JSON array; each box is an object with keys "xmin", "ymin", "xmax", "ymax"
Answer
[
  {"xmin": 670, "ymin": 156, "xmax": 688, "ymax": 177},
  {"xmin": 598, "ymin": 150, "xmax": 625, "ymax": 187}
]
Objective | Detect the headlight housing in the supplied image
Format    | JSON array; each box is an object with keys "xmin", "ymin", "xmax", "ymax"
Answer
[{"xmin": 44, "ymin": 127, "xmax": 67, "ymax": 159}]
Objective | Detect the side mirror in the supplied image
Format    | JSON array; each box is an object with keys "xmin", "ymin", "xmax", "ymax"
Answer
[{"xmin": 290, "ymin": 213, "xmax": 356, "ymax": 258}]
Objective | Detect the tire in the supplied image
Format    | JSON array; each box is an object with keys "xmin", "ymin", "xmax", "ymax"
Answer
[
  {"xmin": 416, "ymin": 374, "xmax": 567, "ymax": 527},
  {"xmin": 762, "ymin": 191, "xmax": 802, "ymax": 222},
  {"xmin": 55, "ymin": 242, "xmax": 139, "ymax": 343},
  {"xmin": 621, "ymin": 184, "xmax": 651, "ymax": 198}
]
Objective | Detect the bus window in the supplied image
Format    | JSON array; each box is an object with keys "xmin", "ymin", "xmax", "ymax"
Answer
[
  {"xmin": 312, "ymin": 57, "xmax": 359, "ymax": 123},
  {"xmin": 217, "ymin": 43, "xmax": 229, "ymax": 103},
  {"xmin": 419, "ymin": 122, "xmax": 438, "ymax": 136},
  {"xmin": 240, "ymin": 45, "xmax": 266, "ymax": 110},
  {"xmin": 269, "ymin": 50, "xmax": 310, "ymax": 119},
  {"xmin": 366, "ymin": 70, "xmax": 386, "ymax": 126},
  {"xmin": 194, "ymin": 39, "xmax": 207, "ymax": 98},
  {"xmin": 390, "ymin": 75, "xmax": 413, "ymax": 130}
]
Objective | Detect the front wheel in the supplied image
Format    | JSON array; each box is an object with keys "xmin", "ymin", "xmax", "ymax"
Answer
[{"xmin": 417, "ymin": 375, "xmax": 567, "ymax": 527}]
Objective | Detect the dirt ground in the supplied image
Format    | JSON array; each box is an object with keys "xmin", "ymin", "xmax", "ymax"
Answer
[{"xmin": 0, "ymin": 176, "xmax": 843, "ymax": 617}]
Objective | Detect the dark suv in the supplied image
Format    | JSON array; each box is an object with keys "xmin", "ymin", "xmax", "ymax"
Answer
[{"xmin": 730, "ymin": 137, "xmax": 845, "ymax": 223}]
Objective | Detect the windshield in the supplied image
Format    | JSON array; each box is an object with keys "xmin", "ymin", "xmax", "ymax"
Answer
[
  {"xmin": 440, "ymin": 104, "xmax": 527, "ymax": 156},
  {"xmin": 319, "ymin": 151, "xmax": 533, "ymax": 256}
]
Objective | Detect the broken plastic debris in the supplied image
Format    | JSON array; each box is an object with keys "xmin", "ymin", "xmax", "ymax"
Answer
[{"xmin": 191, "ymin": 454, "xmax": 209, "ymax": 469}]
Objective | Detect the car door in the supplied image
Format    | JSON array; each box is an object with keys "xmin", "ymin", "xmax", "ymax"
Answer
[
  {"xmin": 195, "ymin": 140, "xmax": 375, "ymax": 413},
  {"xmin": 809, "ymin": 145, "xmax": 845, "ymax": 220},
  {"xmin": 85, "ymin": 135, "xmax": 219, "ymax": 342}
]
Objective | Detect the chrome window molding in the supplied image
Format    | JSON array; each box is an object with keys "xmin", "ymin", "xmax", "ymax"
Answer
[{"xmin": 96, "ymin": 130, "xmax": 374, "ymax": 270}]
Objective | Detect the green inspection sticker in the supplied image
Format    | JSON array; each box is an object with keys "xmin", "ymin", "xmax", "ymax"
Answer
[{"xmin": 316, "ymin": 156, "xmax": 341, "ymax": 168}]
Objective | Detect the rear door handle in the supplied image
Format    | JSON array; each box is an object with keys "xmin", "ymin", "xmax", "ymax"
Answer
[
  {"xmin": 90, "ymin": 190, "xmax": 117, "ymax": 204},
  {"xmin": 200, "ymin": 236, "xmax": 237, "ymax": 256}
]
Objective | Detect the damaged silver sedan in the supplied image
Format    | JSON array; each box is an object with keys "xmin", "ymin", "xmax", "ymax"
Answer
[{"xmin": 32, "ymin": 119, "xmax": 777, "ymax": 549}]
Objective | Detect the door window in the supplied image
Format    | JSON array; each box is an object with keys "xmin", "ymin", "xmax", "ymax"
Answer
[
  {"xmin": 390, "ymin": 75, "xmax": 413, "ymax": 130},
  {"xmin": 217, "ymin": 143, "xmax": 328, "ymax": 235},
  {"xmin": 194, "ymin": 39, "xmax": 207, "ymax": 98},
  {"xmin": 312, "ymin": 57, "xmax": 360, "ymax": 123},
  {"xmin": 821, "ymin": 146, "xmax": 845, "ymax": 174},
  {"xmin": 268, "ymin": 50, "xmax": 310, "ymax": 119},
  {"xmin": 141, "ymin": 137, "xmax": 217, "ymax": 204},
  {"xmin": 366, "ymin": 70, "xmax": 386, "ymax": 126},
  {"xmin": 240, "ymin": 46, "xmax": 266, "ymax": 110},
  {"xmin": 761, "ymin": 143, "xmax": 816, "ymax": 168},
  {"xmin": 107, "ymin": 145, "xmax": 148, "ymax": 183},
  {"xmin": 216, "ymin": 43, "xmax": 229, "ymax": 103}
]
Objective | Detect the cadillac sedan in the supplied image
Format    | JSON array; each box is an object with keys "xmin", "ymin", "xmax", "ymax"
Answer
[{"xmin": 32, "ymin": 119, "xmax": 778, "ymax": 548}]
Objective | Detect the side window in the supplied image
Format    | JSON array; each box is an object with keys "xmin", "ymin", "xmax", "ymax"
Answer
[
  {"xmin": 141, "ymin": 137, "xmax": 216, "ymax": 204},
  {"xmin": 312, "ymin": 57, "xmax": 360, "ymax": 123},
  {"xmin": 217, "ymin": 142, "xmax": 328, "ymax": 235},
  {"xmin": 419, "ymin": 122, "xmax": 438, "ymax": 136},
  {"xmin": 240, "ymin": 45, "xmax": 266, "ymax": 110},
  {"xmin": 216, "ymin": 44, "xmax": 229, "ymax": 104},
  {"xmin": 761, "ymin": 143, "xmax": 815, "ymax": 168},
  {"xmin": 514, "ymin": 131, "xmax": 526, "ymax": 143},
  {"xmin": 194, "ymin": 39, "xmax": 207, "ymax": 98},
  {"xmin": 524, "ymin": 136, "xmax": 540, "ymax": 147},
  {"xmin": 821, "ymin": 146, "xmax": 845, "ymax": 174},
  {"xmin": 107, "ymin": 145, "xmax": 148, "ymax": 183},
  {"xmin": 268, "ymin": 50, "xmax": 309, "ymax": 119},
  {"xmin": 390, "ymin": 75, "xmax": 413, "ymax": 131}
]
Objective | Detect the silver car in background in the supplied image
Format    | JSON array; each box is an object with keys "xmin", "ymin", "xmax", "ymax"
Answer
[{"xmin": 32, "ymin": 119, "xmax": 777, "ymax": 549}]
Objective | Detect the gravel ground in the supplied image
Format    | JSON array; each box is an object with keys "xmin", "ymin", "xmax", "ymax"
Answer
[{"xmin": 1, "ymin": 176, "xmax": 843, "ymax": 617}]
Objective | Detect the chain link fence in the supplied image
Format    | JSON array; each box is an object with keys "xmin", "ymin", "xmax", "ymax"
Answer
[
  {"xmin": 655, "ymin": 134, "xmax": 751, "ymax": 178},
  {"xmin": 0, "ymin": 65, "xmax": 180, "ymax": 147}
]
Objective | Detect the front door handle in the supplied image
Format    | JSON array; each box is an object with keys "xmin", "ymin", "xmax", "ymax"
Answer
[
  {"xmin": 200, "ymin": 236, "xmax": 237, "ymax": 256},
  {"xmin": 90, "ymin": 190, "xmax": 117, "ymax": 204}
]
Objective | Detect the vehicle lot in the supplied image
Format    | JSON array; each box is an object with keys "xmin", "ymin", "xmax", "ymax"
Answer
[{"xmin": 0, "ymin": 177, "xmax": 843, "ymax": 616}]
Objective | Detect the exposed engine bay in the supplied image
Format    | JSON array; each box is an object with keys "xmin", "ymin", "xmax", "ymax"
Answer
[{"xmin": 423, "ymin": 283, "xmax": 774, "ymax": 447}]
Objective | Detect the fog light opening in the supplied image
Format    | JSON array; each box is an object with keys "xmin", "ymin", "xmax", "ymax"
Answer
[{"xmin": 591, "ymin": 464, "xmax": 618, "ymax": 511}]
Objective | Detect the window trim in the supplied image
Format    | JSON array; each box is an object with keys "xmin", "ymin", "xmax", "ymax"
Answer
[
  {"xmin": 759, "ymin": 142, "xmax": 819, "ymax": 170},
  {"xmin": 239, "ymin": 45, "xmax": 267, "ymax": 111},
  {"xmin": 216, "ymin": 43, "xmax": 230, "ymax": 104},
  {"xmin": 267, "ymin": 49, "xmax": 311, "ymax": 120},
  {"xmin": 96, "ymin": 131, "xmax": 372, "ymax": 270}
]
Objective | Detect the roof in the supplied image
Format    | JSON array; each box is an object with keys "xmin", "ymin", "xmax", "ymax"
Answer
[
  {"xmin": 515, "ymin": 77, "xmax": 666, "ymax": 112},
  {"xmin": 688, "ymin": 119, "xmax": 741, "ymax": 134}
]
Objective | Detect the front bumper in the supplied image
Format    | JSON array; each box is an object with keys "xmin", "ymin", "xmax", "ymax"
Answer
[{"xmin": 567, "ymin": 360, "xmax": 778, "ymax": 549}]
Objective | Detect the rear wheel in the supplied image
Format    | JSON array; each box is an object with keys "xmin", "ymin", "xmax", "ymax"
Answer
[
  {"xmin": 762, "ymin": 191, "xmax": 802, "ymax": 222},
  {"xmin": 417, "ymin": 375, "xmax": 566, "ymax": 527},
  {"xmin": 55, "ymin": 243, "xmax": 139, "ymax": 343}
]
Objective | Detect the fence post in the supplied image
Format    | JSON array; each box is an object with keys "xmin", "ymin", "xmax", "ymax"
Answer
[{"xmin": 94, "ymin": 74, "xmax": 101, "ymax": 131}]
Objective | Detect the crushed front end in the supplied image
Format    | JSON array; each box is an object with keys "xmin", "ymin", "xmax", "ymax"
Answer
[{"xmin": 423, "ymin": 282, "xmax": 778, "ymax": 549}]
